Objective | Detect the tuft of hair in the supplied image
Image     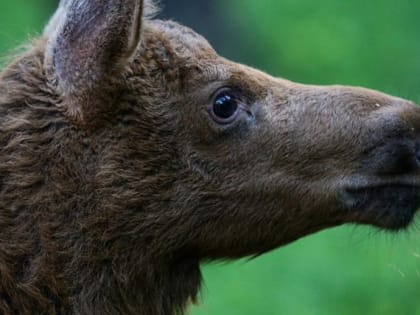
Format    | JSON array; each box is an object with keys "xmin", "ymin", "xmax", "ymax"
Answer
[{"xmin": 144, "ymin": 0, "xmax": 161, "ymax": 19}]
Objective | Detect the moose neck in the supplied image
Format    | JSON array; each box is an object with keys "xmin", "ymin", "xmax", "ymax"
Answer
[{"xmin": 87, "ymin": 256, "xmax": 202, "ymax": 315}]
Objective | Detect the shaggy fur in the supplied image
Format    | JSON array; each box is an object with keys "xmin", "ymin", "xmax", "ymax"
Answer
[{"xmin": 0, "ymin": 0, "xmax": 419, "ymax": 314}]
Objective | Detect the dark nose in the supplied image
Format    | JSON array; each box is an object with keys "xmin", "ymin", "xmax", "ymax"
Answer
[
  {"xmin": 360, "ymin": 99, "xmax": 420, "ymax": 177},
  {"xmin": 371, "ymin": 138, "xmax": 420, "ymax": 176},
  {"xmin": 416, "ymin": 142, "xmax": 420, "ymax": 164}
]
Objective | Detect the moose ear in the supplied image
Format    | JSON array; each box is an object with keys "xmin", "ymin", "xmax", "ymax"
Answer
[{"xmin": 45, "ymin": 0, "xmax": 145, "ymax": 122}]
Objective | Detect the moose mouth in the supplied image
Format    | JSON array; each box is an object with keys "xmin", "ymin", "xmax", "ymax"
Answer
[{"xmin": 341, "ymin": 184, "xmax": 420, "ymax": 230}]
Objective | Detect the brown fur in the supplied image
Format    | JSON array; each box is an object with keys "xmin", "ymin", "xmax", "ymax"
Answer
[{"xmin": 1, "ymin": 1, "xmax": 419, "ymax": 314}]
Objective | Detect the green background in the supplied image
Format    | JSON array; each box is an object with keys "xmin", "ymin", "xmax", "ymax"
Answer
[{"xmin": 0, "ymin": 1, "xmax": 419, "ymax": 315}]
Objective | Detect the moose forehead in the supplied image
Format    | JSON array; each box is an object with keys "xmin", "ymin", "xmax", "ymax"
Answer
[
  {"xmin": 146, "ymin": 20, "xmax": 217, "ymax": 59},
  {"xmin": 140, "ymin": 20, "xmax": 274, "ymax": 94}
]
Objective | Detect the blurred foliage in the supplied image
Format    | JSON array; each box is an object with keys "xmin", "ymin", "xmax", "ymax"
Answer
[
  {"xmin": 225, "ymin": 0, "xmax": 420, "ymax": 102},
  {"xmin": 0, "ymin": 1, "xmax": 54, "ymax": 54},
  {"xmin": 193, "ymin": 228, "xmax": 420, "ymax": 315},
  {"xmin": 0, "ymin": 1, "xmax": 419, "ymax": 315}
]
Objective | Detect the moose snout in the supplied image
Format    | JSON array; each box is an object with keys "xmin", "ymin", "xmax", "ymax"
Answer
[{"xmin": 339, "ymin": 99, "xmax": 420, "ymax": 229}]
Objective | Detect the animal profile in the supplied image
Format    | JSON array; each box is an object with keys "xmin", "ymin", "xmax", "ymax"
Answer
[{"xmin": 0, "ymin": 0, "xmax": 419, "ymax": 314}]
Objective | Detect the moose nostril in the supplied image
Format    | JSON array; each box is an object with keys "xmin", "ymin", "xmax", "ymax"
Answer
[
  {"xmin": 416, "ymin": 142, "xmax": 420, "ymax": 164},
  {"xmin": 369, "ymin": 140, "xmax": 420, "ymax": 176}
]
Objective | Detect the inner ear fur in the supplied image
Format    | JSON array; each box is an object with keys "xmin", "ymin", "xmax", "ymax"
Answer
[{"xmin": 45, "ymin": 0, "xmax": 146, "ymax": 123}]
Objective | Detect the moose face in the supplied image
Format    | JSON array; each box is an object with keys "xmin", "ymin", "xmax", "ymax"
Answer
[
  {"xmin": 113, "ymin": 20, "xmax": 420, "ymax": 258},
  {"xmin": 39, "ymin": 0, "xmax": 420, "ymax": 261}
]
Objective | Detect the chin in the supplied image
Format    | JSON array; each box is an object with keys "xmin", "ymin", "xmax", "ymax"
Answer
[{"xmin": 341, "ymin": 184, "xmax": 420, "ymax": 231}]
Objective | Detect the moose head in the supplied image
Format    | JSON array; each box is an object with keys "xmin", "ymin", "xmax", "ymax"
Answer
[{"xmin": 0, "ymin": 0, "xmax": 419, "ymax": 314}]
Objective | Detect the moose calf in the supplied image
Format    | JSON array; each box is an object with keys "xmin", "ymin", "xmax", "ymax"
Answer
[{"xmin": 0, "ymin": 0, "xmax": 419, "ymax": 314}]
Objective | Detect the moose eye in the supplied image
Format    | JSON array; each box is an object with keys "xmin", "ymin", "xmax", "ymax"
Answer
[{"xmin": 211, "ymin": 90, "xmax": 240, "ymax": 123}]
